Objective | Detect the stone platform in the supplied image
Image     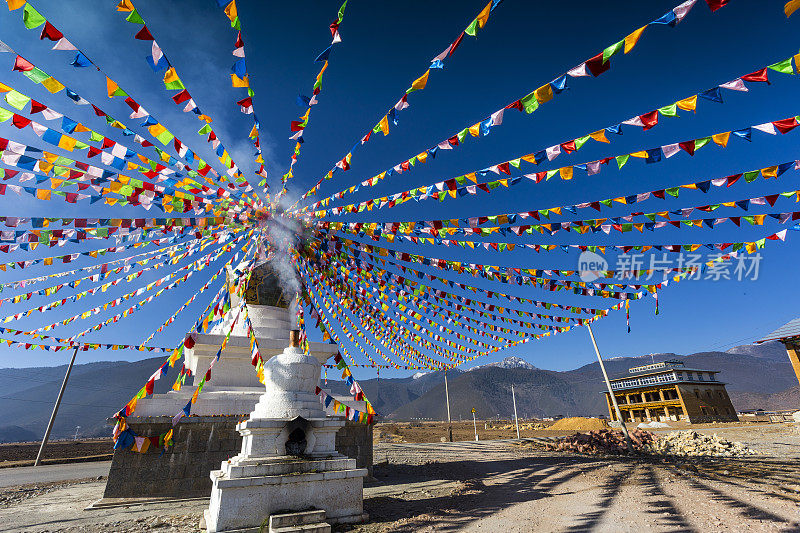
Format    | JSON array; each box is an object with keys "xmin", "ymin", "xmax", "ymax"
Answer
[{"xmin": 102, "ymin": 416, "xmax": 372, "ymax": 499}]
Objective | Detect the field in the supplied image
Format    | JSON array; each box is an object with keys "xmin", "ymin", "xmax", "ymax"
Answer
[{"xmin": 0, "ymin": 439, "xmax": 113, "ymax": 468}]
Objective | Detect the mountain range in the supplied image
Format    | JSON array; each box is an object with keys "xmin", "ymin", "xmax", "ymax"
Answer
[{"xmin": 0, "ymin": 341, "xmax": 796, "ymax": 442}]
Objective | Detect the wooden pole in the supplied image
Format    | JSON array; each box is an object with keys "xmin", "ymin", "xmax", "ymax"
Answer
[
  {"xmin": 35, "ymin": 346, "xmax": 79, "ymax": 467},
  {"xmin": 586, "ymin": 324, "xmax": 633, "ymax": 453},
  {"xmin": 512, "ymin": 384, "xmax": 520, "ymax": 439}
]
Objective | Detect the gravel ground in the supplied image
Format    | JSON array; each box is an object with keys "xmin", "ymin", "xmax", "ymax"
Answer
[{"xmin": 0, "ymin": 425, "xmax": 798, "ymax": 532}]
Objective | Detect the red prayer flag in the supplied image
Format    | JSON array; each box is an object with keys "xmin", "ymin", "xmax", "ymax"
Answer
[
  {"xmin": 449, "ymin": 32, "xmax": 465, "ymax": 56},
  {"xmin": 585, "ymin": 53, "xmax": 610, "ymax": 77},
  {"xmin": 704, "ymin": 0, "xmax": 730, "ymax": 12},
  {"xmin": 29, "ymin": 100, "xmax": 47, "ymax": 114},
  {"xmin": 741, "ymin": 68, "xmax": 770, "ymax": 84},
  {"xmin": 134, "ymin": 26, "xmax": 154, "ymax": 41},
  {"xmin": 13, "ymin": 56, "xmax": 34, "ymax": 72},
  {"xmin": 11, "ymin": 115, "xmax": 30, "ymax": 129},
  {"xmin": 172, "ymin": 90, "xmax": 191, "ymax": 104},
  {"xmin": 678, "ymin": 141, "xmax": 695, "ymax": 156},
  {"xmin": 772, "ymin": 117, "xmax": 798, "ymax": 134},
  {"xmin": 39, "ymin": 22, "xmax": 63, "ymax": 41},
  {"xmin": 640, "ymin": 110, "xmax": 659, "ymax": 130}
]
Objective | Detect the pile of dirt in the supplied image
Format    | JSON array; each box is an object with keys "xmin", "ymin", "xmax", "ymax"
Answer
[
  {"xmin": 645, "ymin": 431, "xmax": 758, "ymax": 457},
  {"xmin": 492, "ymin": 422, "xmax": 547, "ymax": 431},
  {"xmin": 547, "ymin": 429, "xmax": 655, "ymax": 455},
  {"xmin": 549, "ymin": 417, "xmax": 609, "ymax": 431}
]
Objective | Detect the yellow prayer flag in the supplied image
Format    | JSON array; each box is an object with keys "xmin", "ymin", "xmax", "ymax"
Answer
[
  {"xmin": 35, "ymin": 189, "xmax": 50, "ymax": 201},
  {"xmin": 476, "ymin": 1, "xmax": 492, "ymax": 28},
  {"xmin": 409, "ymin": 70, "xmax": 430, "ymax": 92},
  {"xmin": 148, "ymin": 123, "xmax": 167, "ymax": 137},
  {"xmin": 624, "ymin": 26, "xmax": 647, "ymax": 53},
  {"xmin": 231, "ymin": 73, "xmax": 250, "ymax": 87},
  {"xmin": 378, "ymin": 115, "xmax": 389, "ymax": 135},
  {"xmin": 468, "ymin": 123, "xmax": 481, "ymax": 137},
  {"xmin": 785, "ymin": 0, "xmax": 800, "ymax": 17},
  {"xmin": 224, "ymin": 0, "xmax": 237, "ymax": 22},
  {"xmin": 106, "ymin": 77, "xmax": 120, "ymax": 98},
  {"xmin": 712, "ymin": 132, "xmax": 730, "ymax": 147},
  {"xmin": 116, "ymin": 0, "xmax": 134, "ymax": 11},
  {"xmin": 6, "ymin": 0, "xmax": 26, "ymax": 10},
  {"xmin": 41, "ymin": 77, "xmax": 65, "ymax": 94},
  {"xmin": 0, "ymin": 82, "xmax": 10, "ymax": 93},
  {"xmin": 589, "ymin": 130, "xmax": 610, "ymax": 143},
  {"xmin": 630, "ymin": 151, "xmax": 648, "ymax": 158},
  {"xmin": 676, "ymin": 95, "xmax": 697, "ymax": 112},
  {"xmin": 57, "ymin": 135, "xmax": 77, "ymax": 151},
  {"xmin": 761, "ymin": 166, "xmax": 778, "ymax": 178},
  {"xmin": 560, "ymin": 167, "xmax": 573, "ymax": 180},
  {"xmin": 534, "ymin": 83, "xmax": 553, "ymax": 104}
]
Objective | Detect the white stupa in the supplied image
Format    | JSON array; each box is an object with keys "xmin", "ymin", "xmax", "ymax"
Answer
[{"xmin": 133, "ymin": 260, "xmax": 339, "ymax": 418}]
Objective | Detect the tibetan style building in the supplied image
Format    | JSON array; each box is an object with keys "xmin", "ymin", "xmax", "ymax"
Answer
[{"xmin": 603, "ymin": 360, "xmax": 738, "ymax": 424}]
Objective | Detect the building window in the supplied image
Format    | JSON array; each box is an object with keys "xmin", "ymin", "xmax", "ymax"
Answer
[
  {"xmin": 694, "ymin": 389, "xmax": 700, "ymax": 399},
  {"xmin": 687, "ymin": 372, "xmax": 694, "ymax": 380}
]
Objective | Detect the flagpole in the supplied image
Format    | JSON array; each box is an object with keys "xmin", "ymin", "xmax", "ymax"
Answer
[
  {"xmin": 35, "ymin": 346, "xmax": 79, "ymax": 467},
  {"xmin": 512, "ymin": 384, "xmax": 520, "ymax": 439},
  {"xmin": 444, "ymin": 370, "xmax": 452, "ymax": 442},
  {"xmin": 586, "ymin": 323, "xmax": 633, "ymax": 453}
]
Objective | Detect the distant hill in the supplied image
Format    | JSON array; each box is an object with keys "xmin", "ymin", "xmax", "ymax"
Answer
[
  {"xmin": 0, "ymin": 425, "xmax": 37, "ymax": 443},
  {"xmin": 0, "ymin": 357, "xmax": 176, "ymax": 441},
  {"xmin": 0, "ymin": 342, "xmax": 796, "ymax": 442},
  {"xmin": 725, "ymin": 340, "xmax": 787, "ymax": 361},
  {"xmin": 385, "ymin": 346, "xmax": 799, "ymax": 420}
]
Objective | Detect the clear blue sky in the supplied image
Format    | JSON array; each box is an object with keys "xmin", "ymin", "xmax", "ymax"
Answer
[{"xmin": 0, "ymin": 0, "xmax": 799, "ymax": 377}]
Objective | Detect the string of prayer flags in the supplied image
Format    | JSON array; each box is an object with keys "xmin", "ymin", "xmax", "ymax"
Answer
[
  {"xmin": 297, "ymin": 53, "xmax": 797, "ymax": 214},
  {"xmin": 291, "ymin": 0, "xmax": 730, "ymax": 208},
  {"xmin": 288, "ymin": 0, "xmax": 505, "ymax": 208}
]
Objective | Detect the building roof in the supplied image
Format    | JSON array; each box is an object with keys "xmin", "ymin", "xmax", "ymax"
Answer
[
  {"xmin": 757, "ymin": 317, "xmax": 800, "ymax": 343},
  {"xmin": 609, "ymin": 366, "xmax": 719, "ymax": 382}
]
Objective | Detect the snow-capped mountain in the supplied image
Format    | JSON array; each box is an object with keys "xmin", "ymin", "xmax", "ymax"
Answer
[{"xmin": 468, "ymin": 356, "xmax": 537, "ymax": 371}]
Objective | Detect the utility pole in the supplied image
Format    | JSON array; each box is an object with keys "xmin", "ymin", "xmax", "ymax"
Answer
[
  {"xmin": 587, "ymin": 323, "xmax": 633, "ymax": 453},
  {"xmin": 471, "ymin": 408, "xmax": 478, "ymax": 441},
  {"xmin": 512, "ymin": 384, "xmax": 520, "ymax": 439},
  {"xmin": 444, "ymin": 370, "xmax": 452, "ymax": 442},
  {"xmin": 35, "ymin": 346, "xmax": 79, "ymax": 466}
]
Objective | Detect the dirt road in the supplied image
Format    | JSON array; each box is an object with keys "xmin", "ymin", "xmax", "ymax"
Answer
[{"xmin": 0, "ymin": 428, "xmax": 799, "ymax": 532}]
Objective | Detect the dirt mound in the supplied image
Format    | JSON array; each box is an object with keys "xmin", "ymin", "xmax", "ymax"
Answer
[{"xmin": 549, "ymin": 417, "xmax": 609, "ymax": 431}]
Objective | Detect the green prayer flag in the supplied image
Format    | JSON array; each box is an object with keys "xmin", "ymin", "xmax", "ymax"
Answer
[
  {"xmin": 599, "ymin": 199, "xmax": 612, "ymax": 207},
  {"xmin": 602, "ymin": 39, "xmax": 624, "ymax": 62},
  {"xmin": 509, "ymin": 158, "xmax": 521, "ymax": 168},
  {"xmin": 520, "ymin": 92, "xmax": 539, "ymax": 114},
  {"xmin": 156, "ymin": 129, "xmax": 174, "ymax": 145},
  {"xmin": 24, "ymin": 68, "xmax": 50, "ymax": 83},
  {"xmin": 5, "ymin": 90, "xmax": 30, "ymax": 111},
  {"xmin": 768, "ymin": 58, "xmax": 794, "ymax": 74},
  {"xmin": 198, "ymin": 124, "xmax": 212, "ymax": 135},
  {"xmin": 743, "ymin": 170, "xmax": 760, "ymax": 183},
  {"xmin": 693, "ymin": 137, "xmax": 711, "ymax": 150},
  {"xmin": 89, "ymin": 131, "xmax": 103, "ymax": 142},
  {"xmin": 464, "ymin": 18, "xmax": 479, "ymax": 36},
  {"xmin": 616, "ymin": 154, "xmax": 629, "ymax": 169},
  {"xmin": 658, "ymin": 103, "xmax": 678, "ymax": 117},
  {"xmin": 574, "ymin": 135, "xmax": 590, "ymax": 150},
  {"xmin": 665, "ymin": 187, "xmax": 679, "ymax": 197},
  {"xmin": 338, "ymin": 0, "xmax": 348, "ymax": 21},
  {"xmin": 126, "ymin": 10, "xmax": 145, "ymax": 24},
  {"xmin": 457, "ymin": 128, "xmax": 468, "ymax": 143},
  {"xmin": 23, "ymin": 4, "xmax": 46, "ymax": 29},
  {"xmin": 0, "ymin": 108, "xmax": 13, "ymax": 123}
]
